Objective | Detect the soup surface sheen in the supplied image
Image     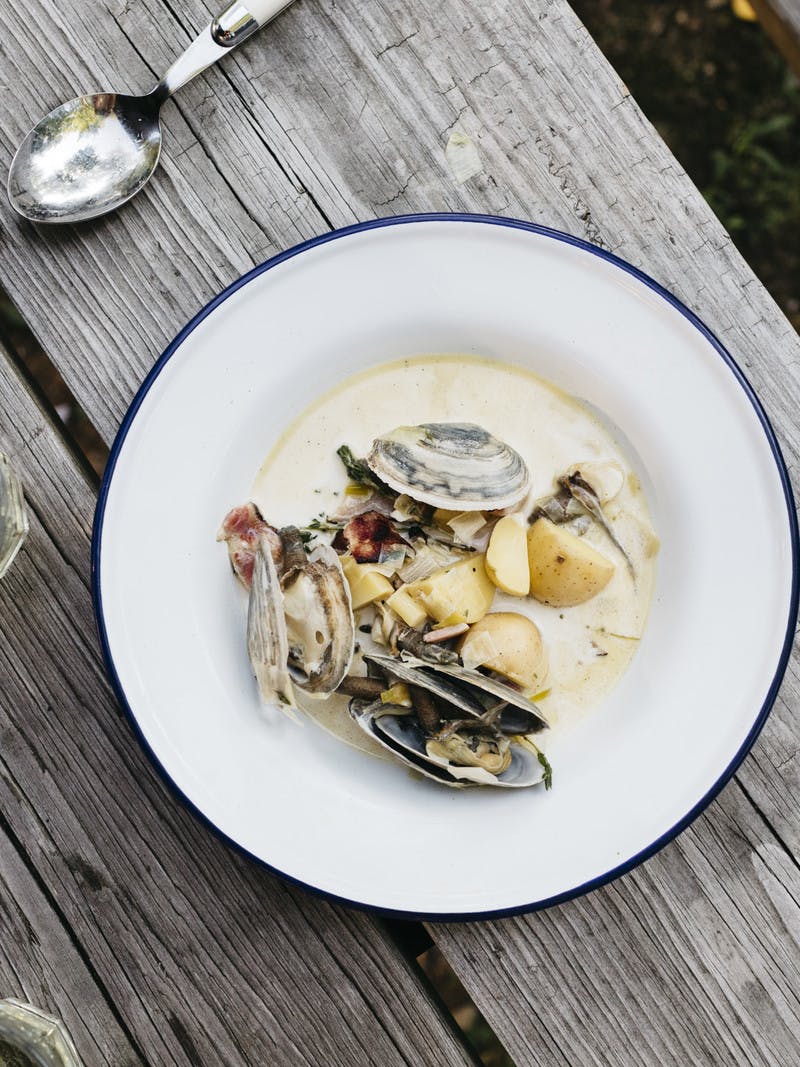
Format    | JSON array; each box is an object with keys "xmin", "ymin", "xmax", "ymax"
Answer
[{"xmin": 250, "ymin": 355, "xmax": 657, "ymax": 758}]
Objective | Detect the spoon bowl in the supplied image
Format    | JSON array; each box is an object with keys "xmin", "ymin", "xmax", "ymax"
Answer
[
  {"xmin": 8, "ymin": 93, "xmax": 162, "ymax": 224},
  {"xmin": 6, "ymin": 0, "xmax": 293, "ymax": 224}
]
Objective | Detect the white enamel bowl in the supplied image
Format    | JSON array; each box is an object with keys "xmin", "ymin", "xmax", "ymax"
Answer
[{"xmin": 93, "ymin": 215, "xmax": 797, "ymax": 919}]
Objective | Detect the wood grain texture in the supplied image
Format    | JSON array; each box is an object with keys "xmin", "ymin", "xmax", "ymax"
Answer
[
  {"xmin": 432, "ymin": 774, "xmax": 800, "ymax": 1066},
  {"xmin": 0, "ymin": 826, "xmax": 144, "ymax": 1066},
  {"xmin": 1, "ymin": 1, "xmax": 800, "ymax": 1064},
  {"xmin": 0, "ymin": 346, "xmax": 475, "ymax": 1067},
  {"xmin": 751, "ymin": 0, "xmax": 800, "ymax": 76},
  {"xmin": 1, "ymin": 0, "xmax": 799, "ymax": 455}
]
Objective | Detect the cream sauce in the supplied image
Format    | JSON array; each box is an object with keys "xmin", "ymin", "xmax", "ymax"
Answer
[{"xmin": 250, "ymin": 355, "xmax": 658, "ymax": 757}]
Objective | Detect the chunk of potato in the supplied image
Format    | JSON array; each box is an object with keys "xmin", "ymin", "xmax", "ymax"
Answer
[
  {"xmin": 409, "ymin": 555, "xmax": 495, "ymax": 624},
  {"xmin": 386, "ymin": 587, "xmax": 428, "ymax": 629},
  {"xmin": 527, "ymin": 518, "xmax": 614, "ymax": 607},
  {"xmin": 485, "ymin": 515, "xmax": 530, "ymax": 596},
  {"xmin": 341, "ymin": 556, "xmax": 394, "ymax": 610},
  {"xmin": 458, "ymin": 612, "xmax": 547, "ymax": 690}
]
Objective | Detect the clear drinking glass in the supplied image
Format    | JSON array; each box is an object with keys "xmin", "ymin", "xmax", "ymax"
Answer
[
  {"xmin": 0, "ymin": 453, "xmax": 28, "ymax": 578},
  {"xmin": 0, "ymin": 1000, "xmax": 82, "ymax": 1066}
]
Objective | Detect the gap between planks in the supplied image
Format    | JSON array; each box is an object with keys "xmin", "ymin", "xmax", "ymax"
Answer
[{"xmin": 0, "ymin": 340, "xmax": 481, "ymax": 1066}]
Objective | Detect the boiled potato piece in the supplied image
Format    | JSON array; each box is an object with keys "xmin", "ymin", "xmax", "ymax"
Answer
[
  {"xmin": 341, "ymin": 556, "xmax": 394, "ymax": 610},
  {"xmin": 458, "ymin": 612, "xmax": 547, "ymax": 690},
  {"xmin": 485, "ymin": 515, "xmax": 530, "ymax": 596},
  {"xmin": 410, "ymin": 555, "xmax": 495, "ymax": 624},
  {"xmin": 527, "ymin": 517, "xmax": 614, "ymax": 607},
  {"xmin": 386, "ymin": 587, "xmax": 428, "ymax": 629}
]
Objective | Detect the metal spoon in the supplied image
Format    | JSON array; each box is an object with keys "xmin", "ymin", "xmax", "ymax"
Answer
[{"xmin": 7, "ymin": 0, "xmax": 293, "ymax": 224}]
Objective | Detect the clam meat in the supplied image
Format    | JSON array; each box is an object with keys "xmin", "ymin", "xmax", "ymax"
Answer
[
  {"xmin": 532, "ymin": 467, "xmax": 634, "ymax": 576},
  {"xmin": 242, "ymin": 515, "xmax": 355, "ymax": 715},
  {"xmin": 350, "ymin": 699, "xmax": 546, "ymax": 788},
  {"xmin": 366, "ymin": 423, "xmax": 530, "ymax": 511},
  {"xmin": 280, "ymin": 527, "xmax": 355, "ymax": 694},
  {"xmin": 385, "ymin": 654, "xmax": 549, "ymax": 733}
]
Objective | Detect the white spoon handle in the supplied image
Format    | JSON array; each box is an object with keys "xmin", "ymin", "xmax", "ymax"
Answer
[
  {"xmin": 155, "ymin": 0, "xmax": 294, "ymax": 100},
  {"xmin": 214, "ymin": 0, "xmax": 294, "ymax": 40},
  {"xmin": 244, "ymin": 0, "xmax": 295, "ymax": 26}
]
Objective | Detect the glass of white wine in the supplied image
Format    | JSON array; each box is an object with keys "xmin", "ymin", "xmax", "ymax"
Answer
[{"xmin": 0, "ymin": 453, "xmax": 28, "ymax": 578}]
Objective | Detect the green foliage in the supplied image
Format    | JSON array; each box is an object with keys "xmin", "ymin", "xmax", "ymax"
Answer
[
  {"xmin": 705, "ymin": 105, "xmax": 800, "ymax": 247},
  {"xmin": 571, "ymin": 0, "xmax": 800, "ymax": 330}
]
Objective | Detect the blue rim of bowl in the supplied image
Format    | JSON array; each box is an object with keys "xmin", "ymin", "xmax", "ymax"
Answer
[{"xmin": 92, "ymin": 213, "xmax": 799, "ymax": 922}]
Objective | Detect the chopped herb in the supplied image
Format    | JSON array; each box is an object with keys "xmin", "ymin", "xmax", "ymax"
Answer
[
  {"xmin": 305, "ymin": 517, "xmax": 344, "ymax": 533},
  {"xmin": 299, "ymin": 530, "xmax": 315, "ymax": 546},
  {"xmin": 537, "ymin": 750, "xmax": 553, "ymax": 790},
  {"xmin": 336, "ymin": 444, "xmax": 388, "ymax": 491}
]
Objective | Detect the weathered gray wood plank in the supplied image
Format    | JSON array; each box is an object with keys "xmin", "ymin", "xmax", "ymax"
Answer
[
  {"xmin": 752, "ymin": 0, "xmax": 800, "ymax": 76},
  {"xmin": 0, "ymin": 345, "xmax": 475, "ymax": 1067},
  {"xmin": 0, "ymin": 825, "xmax": 143, "ymax": 1066},
  {"xmin": 735, "ymin": 653, "xmax": 800, "ymax": 854},
  {"xmin": 431, "ymin": 771, "xmax": 800, "ymax": 1066},
  {"xmin": 1, "ymin": 0, "xmax": 799, "ymax": 458},
  {"xmin": 0, "ymin": 0, "xmax": 328, "ymax": 442}
]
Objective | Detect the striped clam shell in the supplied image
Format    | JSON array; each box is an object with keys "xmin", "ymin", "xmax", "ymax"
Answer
[{"xmin": 366, "ymin": 423, "xmax": 530, "ymax": 511}]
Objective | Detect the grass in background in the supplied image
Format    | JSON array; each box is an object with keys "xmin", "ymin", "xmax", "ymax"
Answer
[{"xmin": 571, "ymin": 0, "xmax": 800, "ymax": 330}]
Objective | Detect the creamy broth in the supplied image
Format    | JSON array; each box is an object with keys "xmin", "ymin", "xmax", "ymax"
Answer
[{"xmin": 250, "ymin": 355, "xmax": 657, "ymax": 758}]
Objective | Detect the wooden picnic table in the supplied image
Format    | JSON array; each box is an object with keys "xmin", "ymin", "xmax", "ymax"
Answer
[{"xmin": 1, "ymin": 1, "xmax": 799, "ymax": 1063}]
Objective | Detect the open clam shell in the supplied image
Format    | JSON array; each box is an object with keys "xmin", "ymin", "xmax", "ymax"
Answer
[
  {"xmin": 349, "ymin": 699, "xmax": 469, "ymax": 787},
  {"xmin": 246, "ymin": 528, "xmax": 355, "ymax": 714},
  {"xmin": 247, "ymin": 538, "xmax": 295, "ymax": 711},
  {"xmin": 396, "ymin": 654, "xmax": 550, "ymax": 733},
  {"xmin": 364, "ymin": 653, "xmax": 486, "ymax": 717},
  {"xmin": 281, "ymin": 533, "xmax": 355, "ymax": 695},
  {"xmin": 350, "ymin": 699, "xmax": 546, "ymax": 788},
  {"xmin": 366, "ymin": 423, "xmax": 530, "ymax": 511}
]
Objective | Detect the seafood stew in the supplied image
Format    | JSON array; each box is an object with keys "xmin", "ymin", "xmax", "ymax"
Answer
[{"xmin": 218, "ymin": 356, "xmax": 659, "ymax": 790}]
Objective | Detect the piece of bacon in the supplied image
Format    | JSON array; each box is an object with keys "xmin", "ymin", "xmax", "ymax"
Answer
[
  {"xmin": 217, "ymin": 503, "xmax": 282, "ymax": 588},
  {"xmin": 332, "ymin": 510, "xmax": 406, "ymax": 564}
]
